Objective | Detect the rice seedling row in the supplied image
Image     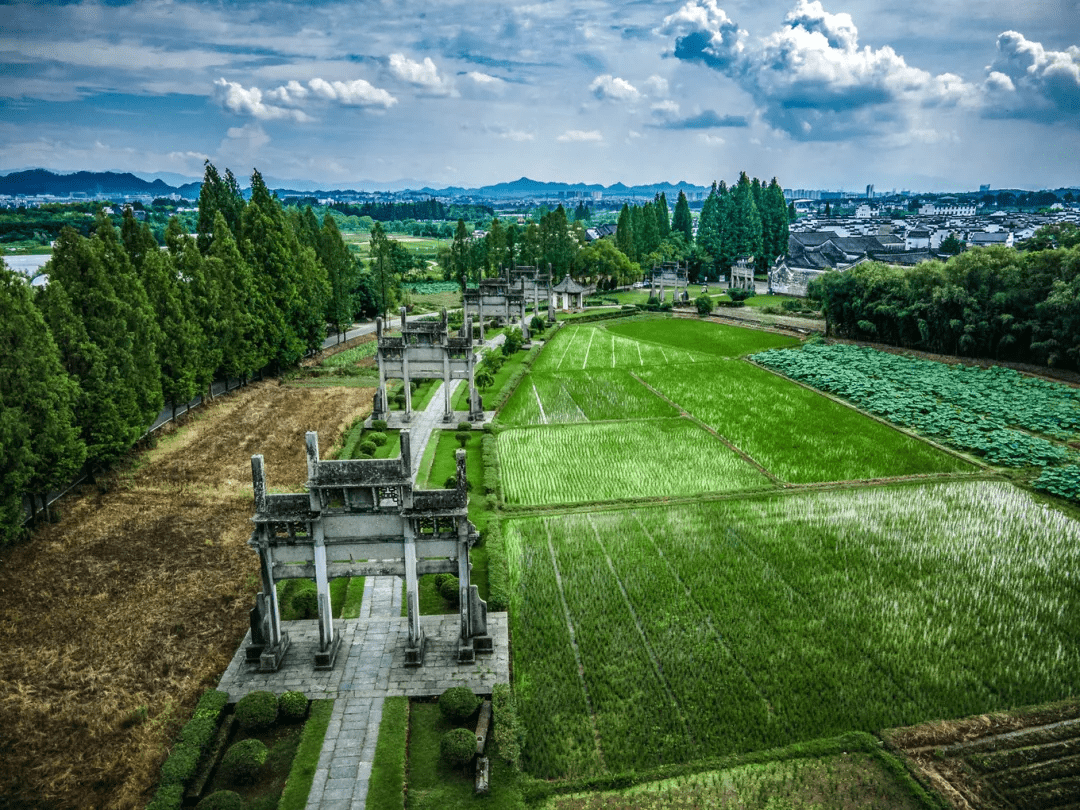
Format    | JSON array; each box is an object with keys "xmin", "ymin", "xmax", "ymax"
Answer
[
  {"xmin": 506, "ymin": 482, "xmax": 1080, "ymax": 780},
  {"xmin": 607, "ymin": 318, "xmax": 801, "ymax": 357},
  {"xmin": 499, "ymin": 369, "xmax": 677, "ymax": 426},
  {"xmin": 498, "ymin": 419, "xmax": 772, "ymax": 506},
  {"xmin": 753, "ymin": 343, "xmax": 1080, "ymax": 469},
  {"xmin": 534, "ymin": 324, "xmax": 710, "ymax": 374},
  {"xmin": 635, "ymin": 361, "xmax": 972, "ymax": 483}
]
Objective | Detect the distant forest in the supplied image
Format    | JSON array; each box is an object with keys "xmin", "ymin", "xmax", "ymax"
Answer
[{"xmin": 330, "ymin": 198, "xmax": 492, "ymax": 222}]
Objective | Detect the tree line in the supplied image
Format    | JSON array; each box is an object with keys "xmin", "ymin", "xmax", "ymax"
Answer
[
  {"xmin": 330, "ymin": 199, "xmax": 492, "ymax": 223},
  {"xmin": 810, "ymin": 229, "xmax": 1080, "ymax": 370},
  {"xmin": 0, "ymin": 162, "xmax": 386, "ymax": 544}
]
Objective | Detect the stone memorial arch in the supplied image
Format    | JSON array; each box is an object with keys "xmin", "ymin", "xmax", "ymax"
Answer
[
  {"xmin": 729, "ymin": 255, "xmax": 756, "ymax": 290},
  {"xmin": 509, "ymin": 264, "xmax": 551, "ymax": 316},
  {"xmin": 650, "ymin": 261, "xmax": 689, "ymax": 303},
  {"xmin": 245, "ymin": 429, "xmax": 491, "ymax": 672},
  {"xmin": 371, "ymin": 308, "xmax": 482, "ymax": 423},
  {"xmin": 462, "ymin": 273, "xmax": 528, "ymax": 343}
]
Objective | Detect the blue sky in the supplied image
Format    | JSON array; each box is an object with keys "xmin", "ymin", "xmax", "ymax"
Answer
[{"xmin": 1, "ymin": 0, "xmax": 1078, "ymax": 191}]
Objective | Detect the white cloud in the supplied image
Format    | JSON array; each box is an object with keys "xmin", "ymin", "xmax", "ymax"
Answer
[
  {"xmin": 645, "ymin": 75, "xmax": 669, "ymax": 97},
  {"xmin": 589, "ymin": 74, "xmax": 641, "ymax": 101},
  {"xmin": 651, "ymin": 99, "xmax": 680, "ymax": 116},
  {"xmin": 699, "ymin": 133, "xmax": 725, "ymax": 145},
  {"xmin": 266, "ymin": 80, "xmax": 309, "ymax": 105},
  {"xmin": 213, "ymin": 79, "xmax": 312, "ymax": 122},
  {"xmin": 557, "ymin": 129, "xmax": 603, "ymax": 142},
  {"xmin": 982, "ymin": 31, "xmax": 1080, "ymax": 122},
  {"xmin": 225, "ymin": 123, "xmax": 271, "ymax": 149},
  {"xmin": 388, "ymin": 53, "xmax": 454, "ymax": 95},
  {"xmin": 502, "ymin": 129, "xmax": 535, "ymax": 141},
  {"xmin": 660, "ymin": 0, "xmax": 977, "ymax": 140},
  {"xmin": 308, "ymin": 77, "xmax": 397, "ymax": 108}
]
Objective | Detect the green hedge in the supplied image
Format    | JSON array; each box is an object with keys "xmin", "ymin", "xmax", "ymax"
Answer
[
  {"xmin": 490, "ymin": 343, "xmax": 544, "ymax": 412},
  {"xmin": 481, "ymin": 434, "xmax": 501, "ymax": 501},
  {"xmin": 491, "ymin": 683, "xmax": 523, "ymax": 770},
  {"xmin": 145, "ymin": 689, "xmax": 229, "ymax": 810},
  {"xmin": 485, "ymin": 520, "xmax": 510, "ymax": 612},
  {"xmin": 278, "ymin": 699, "xmax": 334, "ymax": 810}
]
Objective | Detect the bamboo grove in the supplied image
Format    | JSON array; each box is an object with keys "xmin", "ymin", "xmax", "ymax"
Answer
[
  {"xmin": 0, "ymin": 163, "xmax": 365, "ymax": 542},
  {"xmin": 810, "ymin": 238, "xmax": 1080, "ymax": 370}
]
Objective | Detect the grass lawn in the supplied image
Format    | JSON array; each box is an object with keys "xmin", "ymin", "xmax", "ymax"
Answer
[
  {"xmin": 451, "ymin": 346, "xmax": 532, "ymax": 410},
  {"xmin": 405, "ymin": 701, "xmax": 523, "ymax": 810}
]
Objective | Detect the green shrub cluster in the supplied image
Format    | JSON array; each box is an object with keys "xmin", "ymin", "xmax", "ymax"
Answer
[
  {"xmin": 235, "ymin": 690, "xmax": 279, "ymax": 731},
  {"xmin": 441, "ymin": 727, "xmax": 477, "ymax": 768},
  {"xmin": 220, "ymin": 738, "xmax": 269, "ymax": 784},
  {"xmin": 371, "ymin": 419, "xmax": 388, "ymax": 431},
  {"xmin": 279, "ymin": 691, "xmax": 308, "ymax": 721},
  {"xmin": 439, "ymin": 686, "xmax": 481, "ymax": 724},
  {"xmin": 196, "ymin": 790, "xmax": 245, "ymax": 810},
  {"xmin": 145, "ymin": 689, "xmax": 229, "ymax": 810},
  {"xmin": 481, "ymin": 434, "xmax": 501, "ymax": 500},
  {"xmin": 438, "ymin": 575, "xmax": 460, "ymax": 605},
  {"xmin": 491, "ymin": 683, "xmax": 524, "ymax": 770}
]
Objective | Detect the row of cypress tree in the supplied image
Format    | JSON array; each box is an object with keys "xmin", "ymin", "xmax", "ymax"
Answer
[
  {"xmin": 696, "ymin": 173, "xmax": 790, "ymax": 274},
  {"xmin": 0, "ymin": 164, "xmax": 358, "ymax": 543}
]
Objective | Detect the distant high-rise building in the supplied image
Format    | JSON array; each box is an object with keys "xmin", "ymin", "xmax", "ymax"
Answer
[
  {"xmin": 866, "ymin": 184, "xmax": 874, "ymax": 198},
  {"xmin": 980, "ymin": 184, "xmax": 991, "ymax": 193}
]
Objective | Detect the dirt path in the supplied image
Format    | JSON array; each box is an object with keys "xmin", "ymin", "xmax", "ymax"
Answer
[{"xmin": 0, "ymin": 381, "xmax": 373, "ymax": 809}]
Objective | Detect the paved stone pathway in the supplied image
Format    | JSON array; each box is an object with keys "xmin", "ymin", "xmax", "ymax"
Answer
[{"xmin": 217, "ymin": 366, "xmax": 509, "ymax": 809}]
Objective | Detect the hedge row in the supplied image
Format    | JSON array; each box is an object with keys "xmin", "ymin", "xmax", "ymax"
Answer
[
  {"xmin": 146, "ymin": 690, "xmax": 230, "ymax": 810},
  {"xmin": 491, "ymin": 682, "xmax": 524, "ymax": 771},
  {"xmin": 484, "ymin": 519, "xmax": 510, "ymax": 613},
  {"xmin": 490, "ymin": 343, "xmax": 545, "ymax": 413},
  {"xmin": 481, "ymin": 434, "xmax": 501, "ymax": 502}
]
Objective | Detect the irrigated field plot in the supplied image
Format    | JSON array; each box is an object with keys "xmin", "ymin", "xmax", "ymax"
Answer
[
  {"xmin": 637, "ymin": 361, "xmax": 975, "ymax": 483},
  {"xmin": 533, "ymin": 323, "xmax": 713, "ymax": 372},
  {"xmin": 499, "ymin": 368, "xmax": 677, "ymax": 426},
  {"xmin": 607, "ymin": 317, "xmax": 800, "ymax": 357},
  {"xmin": 498, "ymin": 419, "xmax": 770, "ymax": 506},
  {"xmin": 505, "ymin": 481, "xmax": 1080, "ymax": 780}
]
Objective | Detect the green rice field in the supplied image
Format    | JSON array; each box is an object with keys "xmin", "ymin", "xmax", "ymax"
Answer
[
  {"xmin": 607, "ymin": 318, "xmax": 800, "ymax": 357},
  {"xmin": 499, "ymin": 368, "xmax": 677, "ymax": 426},
  {"xmin": 498, "ymin": 419, "xmax": 771, "ymax": 506},
  {"xmin": 505, "ymin": 482, "xmax": 1080, "ymax": 779}
]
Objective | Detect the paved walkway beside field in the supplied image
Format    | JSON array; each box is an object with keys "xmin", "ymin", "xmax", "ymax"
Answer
[{"xmin": 217, "ymin": 366, "xmax": 508, "ymax": 809}]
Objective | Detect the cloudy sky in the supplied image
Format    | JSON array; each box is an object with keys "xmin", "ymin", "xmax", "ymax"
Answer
[{"xmin": 2, "ymin": 0, "xmax": 1078, "ymax": 192}]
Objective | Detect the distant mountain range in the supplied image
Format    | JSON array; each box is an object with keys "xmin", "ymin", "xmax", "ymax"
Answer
[
  {"xmin": 0, "ymin": 169, "xmax": 202, "ymax": 199},
  {"xmin": 0, "ymin": 169, "xmax": 711, "ymax": 202}
]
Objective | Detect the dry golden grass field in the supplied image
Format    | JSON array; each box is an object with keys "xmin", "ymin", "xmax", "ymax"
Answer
[{"xmin": 0, "ymin": 381, "xmax": 373, "ymax": 809}]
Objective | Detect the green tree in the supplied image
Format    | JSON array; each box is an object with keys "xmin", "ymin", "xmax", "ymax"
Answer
[
  {"xmin": 540, "ymin": 205, "xmax": 577, "ymax": 276},
  {"xmin": 449, "ymin": 218, "xmax": 470, "ymax": 292},
  {"xmin": 319, "ymin": 215, "xmax": 357, "ymax": 342},
  {"xmin": 572, "ymin": 238, "xmax": 639, "ymax": 287},
  {"xmin": 208, "ymin": 212, "xmax": 266, "ymax": 382},
  {"xmin": 369, "ymin": 221, "xmax": 399, "ymax": 318},
  {"xmin": 38, "ymin": 223, "xmax": 161, "ymax": 469},
  {"xmin": 0, "ymin": 264, "xmax": 84, "ymax": 531},
  {"xmin": 656, "ymin": 192, "xmax": 671, "ymax": 239},
  {"xmin": 697, "ymin": 182, "xmax": 723, "ymax": 272},
  {"xmin": 519, "ymin": 222, "xmax": 541, "ymax": 269},
  {"xmin": 939, "ymin": 233, "xmax": 965, "ymax": 255},
  {"xmin": 196, "ymin": 162, "xmax": 245, "ymax": 254},
  {"xmin": 730, "ymin": 172, "xmax": 763, "ymax": 270},
  {"xmin": 616, "ymin": 204, "xmax": 635, "ymax": 260},
  {"xmin": 672, "ymin": 191, "xmax": 693, "ymax": 243},
  {"xmin": 486, "ymin": 216, "xmax": 508, "ymax": 273},
  {"xmin": 759, "ymin": 178, "xmax": 790, "ymax": 269}
]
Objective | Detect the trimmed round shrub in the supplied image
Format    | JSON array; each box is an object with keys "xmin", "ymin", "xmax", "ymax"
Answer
[
  {"xmin": 371, "ymin": 419, "xmax": 388, "ymax": 431},
  {"xmin": 445, "ymin": 475, "xmax": 458, "ymax": 489},
  {"xmin": 441, "ymin": 727, "xmax": 477, "ymax": 768},
  {"xmin": 279, "ymin": 691, "xmax": 308, "ymax": 721},
  {"xmin": 291, "ymin": 588, "xmax": 319, "ymax": 620},
  {"xmin": 455, "ymin": 431, "xmax": 470, "ymax": 448},
  {"xmin": 433, "ymin": 573, "xmax": 451, "ymax": 591},
  {"xmin": 358, "ymin": 452, "xmax": 373, "ymax": 459},
  {"xmin": 235, "ymin": 690, "xmax": 278, "ymax": 731},
  {"xmin": 457, "ymin": 422, "xmax": 473, "ymax": 432},
  {"xmin": 197, "ymin": 790, "xmax": 245, "ymax": 810},
  {"xmin": 367, "ymin": 431, "xmax": 388, "ymax": 446},
  {"xmin": 220, "ymin": 738, "xmax": 268, "ymax": 785},
  {"xmin": 439, "ymin": 575, "xmax": 460, "ymax": 606},
  {"xmin": 439, "ymin": 686, "xmax": 481, "ymax": 724},
  {"xmin": 359, "ymin": 440, "xmax": 377, "ymax": 455}
]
